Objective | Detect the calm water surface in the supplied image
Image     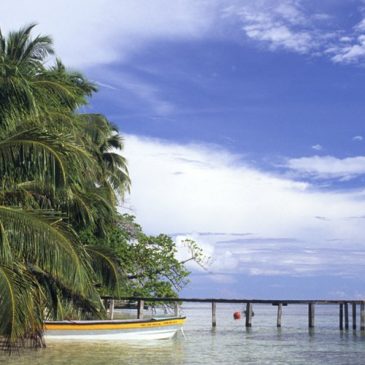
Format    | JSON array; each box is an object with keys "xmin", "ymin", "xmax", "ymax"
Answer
[{"xmin": 1, "ymin": 304, "xmax": 365, "ymax": 365}]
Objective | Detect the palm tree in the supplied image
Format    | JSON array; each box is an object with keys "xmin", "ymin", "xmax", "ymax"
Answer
[
  {"xmin": 0, "ymin": 127, "xmax": 123, "ymax": 349},
  {"xmin": 0, "ymin": 25, "xmax": 128, "ymax": 350},
  {"xmin": 78, "ymin": 114, "xmax": 131, "ymax": 197},
  {"xmin": 64, "ymin": 113, "xmax": 131, "ymax": 236},
  {"xmin": 0, "ymin": 24, "xmax": 95, "ymax": 131}
]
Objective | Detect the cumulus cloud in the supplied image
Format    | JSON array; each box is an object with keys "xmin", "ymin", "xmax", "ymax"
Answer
[
  {"xmin": 353, "ymin": 135, "xmax": 363, "ymax": 141},
  {"xmin": 286, "ymin": 155, "xmax": 365, "ymax": 180},
  {"xmin": 121, "ymin": 135, "xmax": 365, "ymax": 280}
]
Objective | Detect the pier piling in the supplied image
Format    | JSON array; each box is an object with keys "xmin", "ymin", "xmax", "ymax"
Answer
[
  {"xmin": 212, "ymin": 302, "xmax": 217, "ymax": 327},
  {"xmin": 344, "ymin": 303, "xmax": 349, "ymax": 330},
  {"xmin": 339, "ymin": 304, "xmax": 344, "ymax": 330},
  {"xmin": 245, "ymin": 303, "xmax": 253, "ymax": 328},
  {"xmin": 361, "ymin": 302, "xmax": 365, "ymax": 331},
  {"xmin": 308, "ymin": 303, "xmax": 315, "ymax": 328},
  {"xmin": 276, "ymin": 303, "xmax": 283, "ymax": 328},
  {"xmin": 137, "ymin": 300, "xmax": 144, "ymax": 319},
  {"xmin": 109, "ymin": 299, "xmax": 115, "ymax": 320},
  {"xmin": 174, "ymin": 302, "xmax": 180, "ymax": 317},
  {"xmin": 352, "ymin": 303, "xmax": 357, "ymax": 330}
]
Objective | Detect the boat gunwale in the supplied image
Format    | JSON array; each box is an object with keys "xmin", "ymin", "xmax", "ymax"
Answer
[{"xmin": 44, "ymin": 316, "xmax": 186, "ymax": 327}]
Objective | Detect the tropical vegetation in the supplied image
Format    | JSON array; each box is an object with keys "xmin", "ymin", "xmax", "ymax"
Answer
[
  {"xmin": 79, "ymin": 214, "xmax": 205, "ymax": 298},
  {"xmin": 0, "ymin": 24, "xmax": 202, "ymax": 351}
]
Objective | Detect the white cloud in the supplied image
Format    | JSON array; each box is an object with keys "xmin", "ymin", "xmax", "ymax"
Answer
[
  {"xmin": 327, "ymin": 15, "xmax": 365, "ymax": 64},
  {"xmin": 222, "ymin": 1, "xmax": 365, "ymax": 66},
  {"xmin": 121, "ymin": 135, "xmax": 365, "ymax": 279},
  {"xmin": 355, "ymin": 17, "xmax": 365, "ymax": 32},
  {"xmin": 223, "ymin": 0, "xmax": 327, "ymax": 54},
  {"xmin": 286, "ymin": 155, "xmax": 365, "ymax": 180},
  {"xmin": 331, "ymin": 36, "xmax": 365, "ymax": 64},
  {"xmin": 245, "ymin": 24, "xmax": 312, "ymax": 53},
  {"xmin": 311, "ymin": 144, "xmax": 323, "ymax": 151},
  {"xmin": 353, "ymin": 135, "xmax": 363, "ymax": 141},
  {"xmin": 4, "ymin": 0, "xmax": 365, "ymax": 68},
  {"xmin": 90, "ymin": 68, "xmax": 176, "ymax": 116},
  {"xmin": 115, "ymin": 72, "xmax": 175, "ymax": 116},
  {"xmin": 208, "ymin": 274, "xmax": 237, "ymax": 284},
  {"xmin": 2, "ymin": 0, "xmax": 219, "ymax": 68},
  {"xmin": 339, "ymin": 36, "xmax": 353, "ymax": 43}
]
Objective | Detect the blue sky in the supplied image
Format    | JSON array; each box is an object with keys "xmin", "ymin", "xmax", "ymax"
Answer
[{"xmin": 5, "ymin": 0, "xmax": 365, "ymax": 299}]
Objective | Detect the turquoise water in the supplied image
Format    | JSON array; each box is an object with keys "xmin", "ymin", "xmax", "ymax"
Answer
[{"xmin": 1, "ymin": 303, "xmax": 364, "ymax": 364}]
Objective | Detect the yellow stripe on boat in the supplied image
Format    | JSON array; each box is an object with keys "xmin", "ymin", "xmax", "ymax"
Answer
[{"xmin": 44, "ymin": 318, "xmax": 185, "ymax": 331}]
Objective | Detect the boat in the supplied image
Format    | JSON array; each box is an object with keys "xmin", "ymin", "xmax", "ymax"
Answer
[{"xmin": 44, "ymin": 316, "xmax": 186, "ymax": 341}]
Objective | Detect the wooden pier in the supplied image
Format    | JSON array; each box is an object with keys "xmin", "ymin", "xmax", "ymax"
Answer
[{"xmin": 103, "ymin": 297, "xmax": 365, "ymax": 331}]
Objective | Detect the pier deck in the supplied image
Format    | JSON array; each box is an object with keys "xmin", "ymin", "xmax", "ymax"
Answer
[{"xmin": 103, "ymin": 297, "xmax": 365, "ymax": 330}]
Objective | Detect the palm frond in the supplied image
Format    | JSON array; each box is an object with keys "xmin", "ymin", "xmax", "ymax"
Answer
[
  {"xmin": 0, "ymin": 206, "xmax": 88, "ymax": 291},
  {"xmin": 30, "ymin": 265, "xmax": 103, "ymax": 320},
  {"xmin": 0, "ymin": 264, "xmax": 44, "ymax": 351},
  {"xmin": 0, "ymin": 128, "xmax": 96, "ymax": 189},
  {"xmin": 85, "ymin": 245, "xmax": 123, "ymax": 295}
]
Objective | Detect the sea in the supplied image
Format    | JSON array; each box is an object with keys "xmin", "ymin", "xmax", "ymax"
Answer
[{"xmin": 1, "ymin": 303, "xmax": 364, "ymax": 365}]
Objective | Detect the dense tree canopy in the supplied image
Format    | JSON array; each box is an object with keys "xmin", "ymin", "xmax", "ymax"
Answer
[
  {"xmin": 0, "ymin": 24, "xmax": 202, "ymax": 351},
  {"xmin": 80, "ymin": 214, "xmax": 205, "ymax": 298}
]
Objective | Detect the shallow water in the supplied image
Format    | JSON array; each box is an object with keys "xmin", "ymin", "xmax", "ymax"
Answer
[{"xmin": 1, "ymin": 304, "xmax": 364, "ymax": 365}]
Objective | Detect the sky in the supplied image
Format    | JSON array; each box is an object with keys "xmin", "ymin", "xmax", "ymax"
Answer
[{"xmin": 4, "ymin": 0, "xmax": 365, "ymax": 299}]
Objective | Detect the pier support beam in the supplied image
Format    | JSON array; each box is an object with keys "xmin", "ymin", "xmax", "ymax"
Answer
[
  {"xmin": 361, "ymin": 302, "xmax": 365, "ymax": 331},
  {"xmin": 109, "ymin": 299, "xmax": 115, "ymax": 320},
  {"xmin": 137, "ymin": 300, "xmax": 144, "ymax": 319},
  {"xmin": 277, "ymin": 303, "xmax": 283, "ymax": 328},
  {"xmin": 174, "ymin": 302, "xmax": 180, "ymax": 317},
  {"xmin": 245, "ymin": 303, "xmax": 253, "ymax": 328},
  {"xmin": 308, "ymin": 304, "xmax": 315, "ymax": 328},
  {"xmin": 339, "ymin": 304, "xmax": 344, "ymax": 330},
  {"xmin": 212, "ymin": 302, "xmax": 217, "ymax": 327},
  {"xmin": 344, "ymin": 303, "xmax": 349, "ymax": 330},
  {"xmin": 352, "ymin": 303, "xmax": 357, "ymax": 330}
]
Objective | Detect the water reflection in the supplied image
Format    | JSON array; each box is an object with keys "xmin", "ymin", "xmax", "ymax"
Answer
[{"xmin": 0, "ymin": 339, "xmax": 185, "ymax": 365}]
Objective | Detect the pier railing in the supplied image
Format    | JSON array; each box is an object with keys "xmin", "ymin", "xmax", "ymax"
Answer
[{"xmin": 102, "ymin": 297, "xmax": 365, "ymax": 331}]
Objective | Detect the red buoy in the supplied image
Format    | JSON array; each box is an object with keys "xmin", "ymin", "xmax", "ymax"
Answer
[{"xmin": 233, "ymin": 311, "xmax": 241, "ymax": 320}]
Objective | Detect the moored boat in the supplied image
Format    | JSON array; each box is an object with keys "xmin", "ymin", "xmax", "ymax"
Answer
[{"xmin": 44, "ymin": 316, "xmax": 186, "ymax": 341}]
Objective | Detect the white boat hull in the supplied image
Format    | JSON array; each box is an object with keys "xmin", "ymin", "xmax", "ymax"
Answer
[{"xmin": 44, "ymin": 317, "xmax": 185, "ymax": 341}]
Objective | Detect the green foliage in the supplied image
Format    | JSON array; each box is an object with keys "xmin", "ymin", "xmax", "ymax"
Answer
[
  {"xmin": 0, "ymin": 24, "xmax": 201, "ymax": 351},
  {"xmin": 79, "ymin": 214, "xmax": 201, "ymax": 298},
  {"xmin": 0, "ymin": 24, "xmax": 128, "ymax": 350},
  {"xmin": 0, "ymin": 264, "xmax": 45, "ymax": 350},
  {"xmin": 0, "ymin": 24, "xmax": 95, "ymax": 132}
]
